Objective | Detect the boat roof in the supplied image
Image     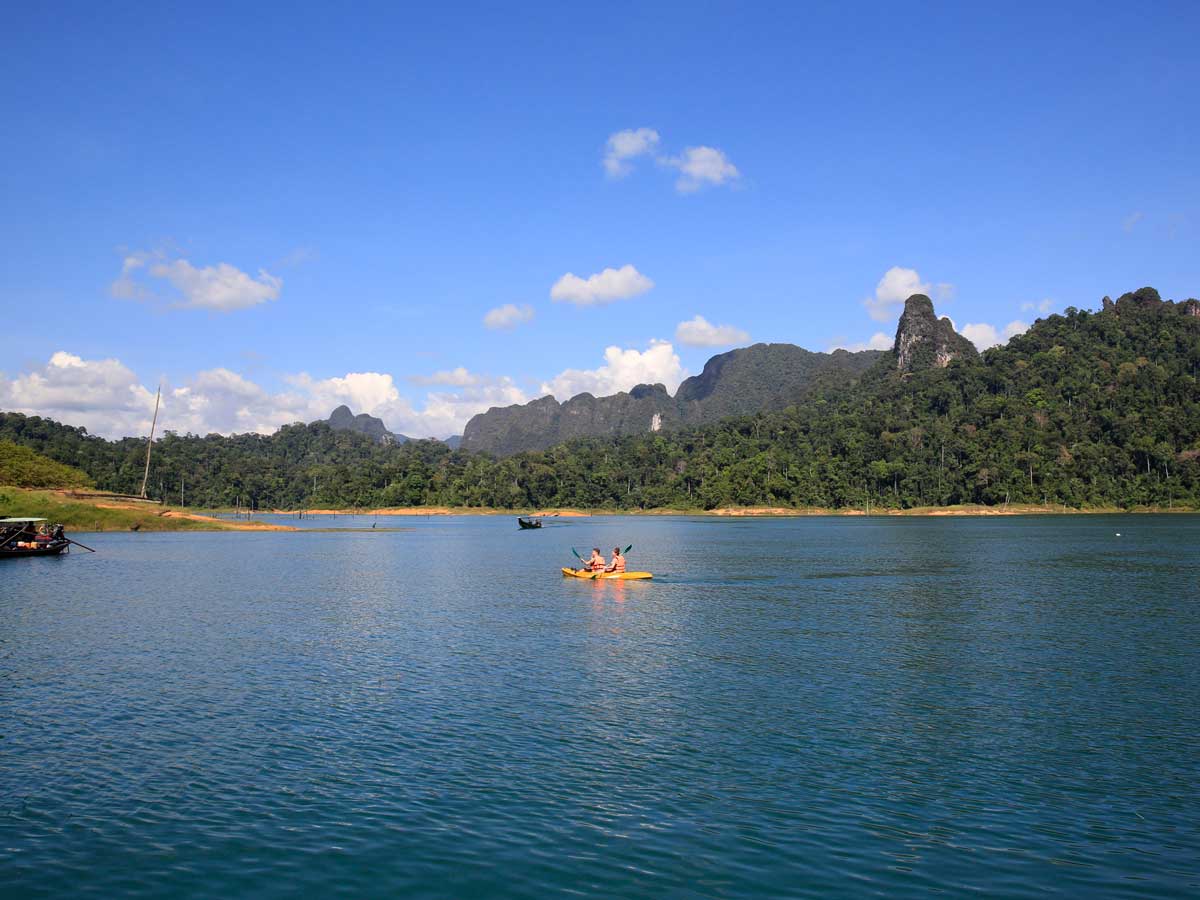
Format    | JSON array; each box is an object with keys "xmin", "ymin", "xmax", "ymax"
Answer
[{"xmin": 0, "ymin": 517, "xmax": 47, "ymax": 523}]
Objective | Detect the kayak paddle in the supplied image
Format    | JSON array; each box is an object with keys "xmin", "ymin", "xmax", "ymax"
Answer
[{"xmin": 571, "ymin": 545, "xmax": 633, "ymax": 573}]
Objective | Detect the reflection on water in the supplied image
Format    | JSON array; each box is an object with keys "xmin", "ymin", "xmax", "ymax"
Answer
[{"xmin": 1, "ymin": 515, "xmax": 1198, "ymax": 898}]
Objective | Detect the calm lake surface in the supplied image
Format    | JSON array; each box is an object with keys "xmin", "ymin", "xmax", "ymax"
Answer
[{"xmin": 2, "ymin": 515, "xmax": 1198, "ymax": 898}]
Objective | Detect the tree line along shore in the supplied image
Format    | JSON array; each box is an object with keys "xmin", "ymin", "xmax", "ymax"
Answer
[
  {"xmin": 3, "ymin": 288, "xmax": 1200, "ymax": 523},
  {"xmin": 1, "ymin": 485, "xmax": 1193, "ymax": 534}
]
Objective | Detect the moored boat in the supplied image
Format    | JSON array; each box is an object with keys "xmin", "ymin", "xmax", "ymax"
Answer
[{"xmin": 0, "ymin": 518, "xmax": 71, "ymax": 558}]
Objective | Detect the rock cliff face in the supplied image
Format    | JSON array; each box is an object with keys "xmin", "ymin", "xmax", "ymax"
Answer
[
  {"xmin": 461, "ymin": 343, "xmax": 881, "ymax": 456},
  {"xmin": 326, "ymin": 405, "xmax": 406, "ymax": 444},
  {"xmin": 893, "ymin": 295, "xmax": 979, "ymax": 372}
]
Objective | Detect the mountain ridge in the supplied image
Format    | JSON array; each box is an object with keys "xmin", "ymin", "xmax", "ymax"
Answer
[
  {"xmin": 462, "ymin": 341, "xmax": 884, "ymax": 456},
  {"xmin": 2, "ymin": 286, "xmax": 1198, "ymax": 512}
]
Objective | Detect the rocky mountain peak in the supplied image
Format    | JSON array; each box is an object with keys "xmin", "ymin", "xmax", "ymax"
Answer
[
  {"xmin": 324, "ymin": 406, "xmax": 401, "ymax": 444},
  {"xmin": 893, "ymin": 294, "xmax": 979, "ymax": 372},
  {"xmin": 328, "ymin": 405, "xmax": 356, "ymax": 427}
]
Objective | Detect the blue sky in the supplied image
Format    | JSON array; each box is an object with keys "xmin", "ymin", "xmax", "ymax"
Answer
[{"xmin": 2, "ymin": 1, "xmax": 1197, "ymax": 438}]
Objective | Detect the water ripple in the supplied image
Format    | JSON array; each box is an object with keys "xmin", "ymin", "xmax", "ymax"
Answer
[{"xmin": 1, "ymin": 516, "xmax": 1198, "ymax": 898}]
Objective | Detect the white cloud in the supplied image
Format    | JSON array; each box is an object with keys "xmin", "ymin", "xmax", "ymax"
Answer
[
  {"xmin": 675, "ymin": 315, "xmax": 750, "ymax": 347},
  {"xmin": 285, "ymin": 370, "xmax": 528, "ymax": 438},
  {"xmin": 414, "ymin": 379, "xmax": 528, "ymax": 436},
  {"xmin": 111, "ymin": 250, "xmax": 281, "ymax": 312},
  {"xmin": 827, "ymin": 332, "xmax": 893, "ymax": 353},
  {"xmin": 151, "ymin": 259, "xmax": 281, "ymax": 311},
  {"xmin": 550, "ymin": 264, "xmax": 654, "ymax": 307},
  {"xmin": 540, "ymin": 341, "xmax": 685, "ymax": 400},
  {"xmin": 110, "ymin": 251, "xmax": 154, "ymax": 300},
  {"xmin": 1, "ymin": 352, "xmax": 529, "ymax": 440},
  {"xmin": 286, "ymin": 371, "xmax": 403, "ymax": 419},
  {"xmin": 483, "ymin": 303, "xmax": 534, "ymax": 330},
  {"xmin": 961, "ymin": 320, "xmax": 1029, "ymax": 351},
  {"xmin": 0, "ymin": 351, "xmax": 158, "ymax": 437},
  {"xmin": 168, "ymin": 368, "xmax": 301, "ymax": 436},
  {"xmin": 602, "ymin": 127, "xmax": 660, "ymax": 178},
  {"xmin": 409, "ymin": 367, "xmax": 484, "ymax": 387},
  {"xmin": 864, "ymin": 266, "xmax": 938, "ymax": 322},
  {"xmin": 661, "ymin": 146, "xmax": 740, "ymax": 193},
  {"xmin": 1021, "ymin": 298, "xmax": 1054, "ymax": 315},
  {"xmin": 1123, "ymin": 211, "xmax": 1144, "ymax": 233}
]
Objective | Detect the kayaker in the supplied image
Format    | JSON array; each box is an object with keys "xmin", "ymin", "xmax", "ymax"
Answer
[
  {"xmin": 586, "ymin": 547, "xmax": 606, "ymax": 572},
  {"xmin": 606, "ymin": 547, "xmax": 626, "ymax": 573}
]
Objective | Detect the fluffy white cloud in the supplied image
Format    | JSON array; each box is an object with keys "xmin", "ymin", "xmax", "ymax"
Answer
[
  {"xmin": 483, "ymin": 303, "xmax": 534, "ymax": 330},
  {"xmin": 409, "ymin": 367, "xmax": 483, "ymax": 387},
  {"xmin": 151, "ymin": 259, "xmax": 281, "ymax": 311},
  {"xmin": 675, "ymin": 315, "xmax": 750, "ymax": 347},
  {"xmin": 662, "ymin": 146, "xmax": 740, "ymax": 193},
  {"xmin": 1021, "ymin": 298, "xmax": 1054, "ymax": 315},
  {"xmin": 864, "ymin": 266, "xmax": 940, "ymax": 322},
  {"xmin": 961, "ymin": 320, "xmax": 1029, "ymax": 351},
  {"xmin": 827, "ymin": 332, "xmax": 893, "ymax": 353},
  {"xmin": 286, "ymin": 370, "xmax": 528, "ymax": 438},
  {"xmin": 541, "ymin": 341, "xmax": 685, "ymax": 400},
  {"xmin": 1, "ymin": 353, "xmax": 529, "ymax": 440},
  {"xmin": 0, "ymin": 351, "xmax": 158, "ymax": 437},
  {"xmin": 602, "ymin": 127, "xmax": 660, "ymax": 178},
  {"xmin": 169, "ymin": 368, "xmax": 303, "ymax": 436},
  {"xmin": 111, "ymin": 250, "xmax": 281, "ymax": 312},
  {"xmin": 413, "ymin": 379, "xmax": 528, "ymax": 436},
  {"xmin": 286, "ymin": 371, "xmax": 403, "ymax": 419},
  {"xmin": 550, "ymin": 264, "xmax": 654, "ymax": 307}
]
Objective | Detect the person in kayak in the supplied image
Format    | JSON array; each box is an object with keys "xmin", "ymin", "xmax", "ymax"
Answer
[
  {"xmin": 585, "ymin": 547, "xmax": 606, "ymax": 572},
  {"xmin": 606, "ymin": 547, "xmax": 626, "ymax": 574}
]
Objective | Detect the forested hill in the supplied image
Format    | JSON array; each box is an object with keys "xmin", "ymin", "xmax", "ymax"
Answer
[{"xmin": 3, "ymin": 287, "xmax": 1199, "ymax": 511}]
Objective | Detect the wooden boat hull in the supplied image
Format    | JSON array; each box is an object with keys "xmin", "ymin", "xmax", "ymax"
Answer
[
  {"xmin": 561, "ymin": 567, "xmax": 652, "ymax": 580},
  {"xmin": 0, "ymin": 541, "xmax": 69, "ymax": 558}
]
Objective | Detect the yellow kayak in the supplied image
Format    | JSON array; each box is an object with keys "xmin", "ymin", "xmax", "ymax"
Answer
[{"xmin": 561, "ymin": 567, "xmax": 653, "ymax": 581}]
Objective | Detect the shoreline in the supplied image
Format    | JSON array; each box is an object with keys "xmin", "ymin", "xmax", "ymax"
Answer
[
  {"xmin": 4, "ymin": 488, "xmax": 1195, "ymax": 533},
  {"xmin": 265, "ymin": 503, "xmax": 1195, "ymax": 518}
]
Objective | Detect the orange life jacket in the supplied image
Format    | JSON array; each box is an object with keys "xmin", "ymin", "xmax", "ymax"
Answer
[
  {"xmin": 590, "ymin": 555, "xmax": 606, "ymax": 572},
  {"xmin": 611, "ymin": 553, "xmax": 626, "ymax": 573}
]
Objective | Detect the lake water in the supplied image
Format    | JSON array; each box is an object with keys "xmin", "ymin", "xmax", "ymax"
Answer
[{"xmin": 2, "ymin": 515, "xmax": 1198, "ymax": 898}]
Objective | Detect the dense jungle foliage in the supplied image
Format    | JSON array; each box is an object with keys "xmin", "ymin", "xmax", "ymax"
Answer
[
  {"xmin": 0, "ymin": 440, "xmax": 94, "ymax": 490},
  {"xmin": 3, "ymin": 289, "xmax": 1199, "ymax": 511}
]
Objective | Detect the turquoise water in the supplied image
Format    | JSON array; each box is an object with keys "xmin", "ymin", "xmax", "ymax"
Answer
[{"xmin": 2, "ymin": 516, "xmax": 1198, "ymax": 898}]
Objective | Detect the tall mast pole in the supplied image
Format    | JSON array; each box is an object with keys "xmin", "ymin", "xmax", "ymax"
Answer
[{"xmin": 139, "ymin": 383, "xmax": 162, "ymax": 498}]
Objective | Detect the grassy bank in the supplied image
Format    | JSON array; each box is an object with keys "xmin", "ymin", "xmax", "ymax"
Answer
[{"xmin": 0, "ymin": 488, "xmax": 289, "ymax": 532}]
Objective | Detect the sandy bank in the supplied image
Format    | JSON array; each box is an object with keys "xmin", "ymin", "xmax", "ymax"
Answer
[
  {"xmin": 90, "ymin": 500, "xmax": 297, "ymax": 531},
  {"xmin": 158, "ymin": 510, "xmax": 297, "ymax": 531},
  {"xmin": 288, "ymin": 507, "xmax": 592, "ymax": 517}
]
